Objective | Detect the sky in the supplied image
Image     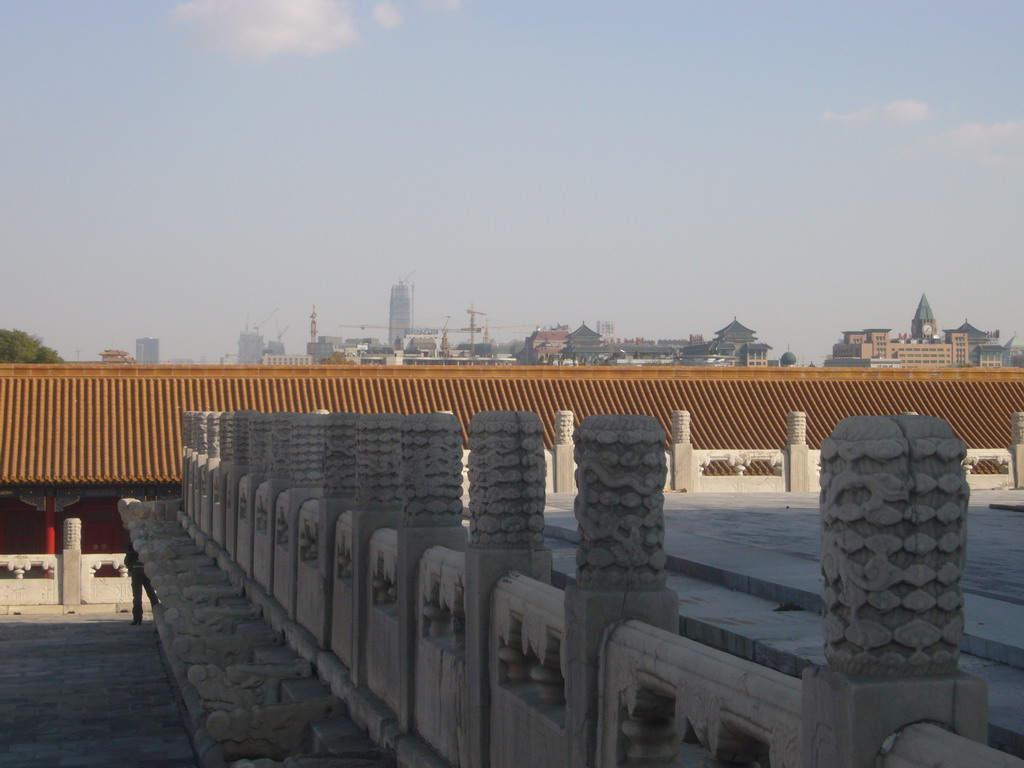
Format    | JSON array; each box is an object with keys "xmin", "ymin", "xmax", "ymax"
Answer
[{"xmin": 2, "ymin": 1, "xmax": 1022, "ymax": 364}]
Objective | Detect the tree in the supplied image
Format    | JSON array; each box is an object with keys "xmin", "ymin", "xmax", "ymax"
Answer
[
  {"xmin": 0, "ymin": 329, "xmax": 63, "ymax": 363},
  {"xmin": 319, "ymin": 350, "xmax": 357, "ymax": 365}
]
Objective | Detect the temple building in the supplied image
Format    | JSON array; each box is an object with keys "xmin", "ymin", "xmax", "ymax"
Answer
[{"xmin": 677, "ymin": 319, "xmax": 772, "ymax": 366}]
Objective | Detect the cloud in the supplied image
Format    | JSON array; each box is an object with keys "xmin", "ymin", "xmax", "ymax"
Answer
[
  {"xmin": 373, "ymin": 1, "xmax": 402, "ymax": 28},
  {"xmin": 820, "ymin": 99, "xmax": 932, "ymax": 125},
  {"xmin": 883, "ymin": 99, "xmax": 932, "ymax": 123},
  {"xmin": 921, "ymin": 120, "xmax": 1024, "ymax": 168},
  {"xmin": 170, "ymin": 0, "xmax": 358, "ymax": 62},
  {"xmin": 820, "ymin": 107, "xmax": 875, "ymax": 124},
  {"xmin": 422, "ymin": 0, "xmax": 461, "ymax": 11}
]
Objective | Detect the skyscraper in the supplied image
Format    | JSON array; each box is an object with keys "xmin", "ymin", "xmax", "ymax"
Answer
[
  {"xmin": 135, "ymin": 337, "xmax": 160, "ymax": 364},
  {"xmin": 388, "ymin": 281, "xmax": 413, "ymax": 348},
  {"xmin": 237, "ymin": 330, "xmax": 263, "ymax": 364}
]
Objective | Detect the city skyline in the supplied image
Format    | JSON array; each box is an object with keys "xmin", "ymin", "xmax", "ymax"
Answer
[{"xmin": 2, "ymin": 2, "xmax": 1022, "ymax": 364}]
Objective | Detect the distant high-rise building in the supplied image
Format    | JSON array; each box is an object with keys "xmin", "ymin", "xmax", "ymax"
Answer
[
  {"xmin": 238, "ymin": 330, "xmax": 263, "ymax": 364},
  {"xmin": 388, "ymin": 281, "xmax": 413, "ymax": 348},
  {"xmin": 136, "ymin": 337, "xmax": 160, "ymax": 364},
  {"xmin": 595, "ymin": 321, "xmax": 615, "ymax": 340},
  {"xmin": 264, "ymin": 339, "xmax": 285, "ymax": 356}
]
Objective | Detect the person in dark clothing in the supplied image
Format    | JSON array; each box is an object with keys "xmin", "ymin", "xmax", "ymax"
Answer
[{"xmin": 123, "ymin": 541, "xmax": 159, "ymax": 625}]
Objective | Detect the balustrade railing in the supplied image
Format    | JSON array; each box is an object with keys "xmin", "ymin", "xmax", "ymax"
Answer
[{"xmin": 100, "ymin": 410, "xmax": 1024, "ymax": 767}]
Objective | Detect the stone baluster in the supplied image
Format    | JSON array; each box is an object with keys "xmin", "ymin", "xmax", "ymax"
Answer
[
  {"xmin": 212, "ymin": 412, "xmax": 235, "ymax": 547},
  {"xmin": 396, "ymin": 412, "xmax": 467, "ymax": 732},
  {"xmin": 251, "ymin": 412, "xmax": 295, "ymax": 593},
  {"xmin": 669, "ymin": 409, "xmax": 697, "ymax": 492},
  {"xmin": 199, "ymin": 412, "xmax": 222, "ymax": 535},
  {"xmin": 784, "ymin": 410, "xmax": 813, "ymax": 493},
  {"xmin": 1011, "ymin": 412, "xmax": 1024, "ymax": 489},
  {"xmin": 225, "ymin": 411, "xmax": 254, "ymax": 560},
  {"xmin": 802, "ymin": 414, "xmax": 987, "ymax": 768},
  {"xmin": 235, "ymin": 413, "xmax": 271, "ymax": 579},
  {"xmin": 297, "ymin": 412, "xmax": 360, "ymax": 650},
  {"xmin": 181, "ymin": 412, "xmax": 195, "ymax": 509},
  {"xmin": 565, "ymin": 415, "xmax": 679, "ymax": 768},
  {"xmin": 62, "ymin": 517, "xmax": 83, "ymax": 606},
  {"xmin": 551, "ymin": 409, "xmax": 576, "ymax": 494},
  {"xmin": 191, "ymin": 411, "xmax": 212, "ymax": 524},
  {"xmin": 349, "ymin": 414, "xmax": 404, "ymax": 688},
  {"xmin": 465, "ymin": 410, "xmax": 550, "ymax": 768},
  {"xmin": 273, "ymin": 413, "xmax": 326, "ymax": 618}
]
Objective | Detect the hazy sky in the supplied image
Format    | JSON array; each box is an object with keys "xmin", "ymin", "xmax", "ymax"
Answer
[{"xmin": 3, "ymin": 1, "xmax": 1022, "ymax": 364}]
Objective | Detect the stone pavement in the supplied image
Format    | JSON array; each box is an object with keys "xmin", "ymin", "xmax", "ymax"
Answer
[
  {"xmin": 0, "ymin": 612, "xmax": 197, "ymax": 768},
  {"xmin": 545, "ymin": 489, "xmax": 1024, "ymax": 602}
]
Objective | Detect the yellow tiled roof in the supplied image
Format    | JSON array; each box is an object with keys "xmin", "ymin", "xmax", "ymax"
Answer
[{"xmin": 1, "ymin": 364, "xmax": 1023, "ymax": 485}]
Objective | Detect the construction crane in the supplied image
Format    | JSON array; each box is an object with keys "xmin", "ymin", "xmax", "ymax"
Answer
[
  {"xmin": 440, "ymin": 316, "xmax": 452, "ymax": 358},
  {"xmin": 309, "ymin": 306, "xmax": 318, "ymax": 346},
  {"xmin": 252, "ymin": 308, "xmax": 279, "ymax": 336},
  {"xmin": 463, "ymin": 305, "xmax": 487, "ymax": 358}
]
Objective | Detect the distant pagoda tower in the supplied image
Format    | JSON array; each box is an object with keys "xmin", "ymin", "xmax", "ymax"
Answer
[{"xmin": 911, "ymin": 293, "xmax": 937, "ymax": 340}]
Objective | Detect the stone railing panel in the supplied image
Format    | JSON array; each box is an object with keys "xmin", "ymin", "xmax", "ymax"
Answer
[
  {"xmin": 489, "ymin": 573, "xmax": 567, "ymax": 768},
  {"xmin": 416, "ymin": 546, "xmax": 469, "ymax": 766},
  {"xmin": 0, "ymin": 556, "xmax": 58, "ymax": 605},
  {"xmin": 598, "ymin": 619, "xmax": 801, "ymax": 768},
  {"xmin": 81, "ymin": 554, "xmax": 131, "ymax": 604},
  {"xmin": 877, "ymin": 722, "xmax": 1024, "ymax": 768},
  {"xmin": 366, "ymin": 526, "xmax": 401, "ymax": 715}
]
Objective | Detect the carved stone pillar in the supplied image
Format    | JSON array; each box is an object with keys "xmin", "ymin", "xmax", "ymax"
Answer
[
  {"xmin": 564, "ymin": 415, "xmax": 678, "ymax": 768},
  {"xmin": 190, "ymin": 411, "xmax": 212, "ymax": 524},
  {"xmin": 802, "ymin": 414, "xmax": 987, "ymax": 768},
  {"xmin": 236, "ymin": 413, "xmax": 271, "ymax": 578},
  {"xmin": 224, "ymin": 411, "xmax": 253, "ymax": 559},
  {"xmin": 465, "ymin": 411, "xmax": 549, "ymax": 768},
  {"xmin": 300, "ymin": 413, "xmax": 359, "ymax": 649},
  {"xmin": 1011, "ymin": 412, "xmax": 1024, "ymax": 489},
  {"xmin": 669, "ymin": 409, "xmax": 697, "ymax": 492},
  {"xmin": 784, "ymin": 410, "xmax": 813, "ymax": 493},
  {"xmin": 396, "ymin": 412, "xmax": 467, "ymax": 732},
  {"xmin": 274, "ymin": 413, "xmax": 326, "ymax": 619},
  {"xmin": 181, "ymin": 411, "xmax": 195, "ymax": 509},
  {"xmin": 349, "ymin": 413, "xmax": 404, "ymax": 687},
  {"xmin": 199, "ymin": 412, "xmax": 222, "ymax": 535},
  {"xmin": 212, "ymin": 412, "xmax": 234, "ymax": 546},
  {"xmin": 253, "ymin": 413, "xmax": 294, "ymax": 593},
  {"xmin": 62, "ymin": 517, "xmax": 83, "ymax": 606},
  {"xmin": 551, "ymin": 409, "xmax": 576, "ymax": 494}
]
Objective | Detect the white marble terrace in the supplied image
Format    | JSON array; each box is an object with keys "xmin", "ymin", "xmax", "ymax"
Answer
[{"xmin": 100, "ymin": 409, "xmax": 1024, "ymax": 767}]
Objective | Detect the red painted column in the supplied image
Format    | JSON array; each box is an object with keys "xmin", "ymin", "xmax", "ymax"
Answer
[{"xmin": 44, "ymin": 497, "xmax": 57, "ymax": 555}]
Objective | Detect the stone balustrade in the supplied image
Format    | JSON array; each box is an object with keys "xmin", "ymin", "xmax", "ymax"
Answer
[
  {"xmin": 598, "ymin": 619, "xmax": 802, "ymax": 767},
  {"xmin": 88, "ymin": 411, "xmax": 1024, "ymax": 766}
]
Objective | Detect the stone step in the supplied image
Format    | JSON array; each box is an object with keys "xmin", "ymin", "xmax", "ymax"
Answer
[
  {"xmin": 280, "ymin": 676, "xmax": 333, "ymax": 703},
  {"xmin": 307, "ymin": 717, "xmax": 386, "ymax": 761},
  {"xmin": 253, "ymin": 644, "xmax": 300, "ymax": 665}
]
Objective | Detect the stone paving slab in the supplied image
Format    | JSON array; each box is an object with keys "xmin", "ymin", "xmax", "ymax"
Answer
[
  {"xmin": 0, "ymin": 613, "xmax": 197, "ymax": 768},
  {"xmin": 545, "ymin": 489, "xmax": 1024, "ymax": 602}
]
